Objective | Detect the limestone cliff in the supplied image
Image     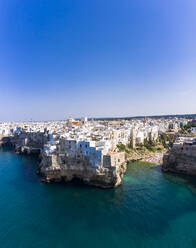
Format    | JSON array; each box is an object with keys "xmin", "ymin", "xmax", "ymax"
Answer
[
  {"xmin": 39, "ymin": 152, "xmax": 126, "ymax": 189},
  {"xmin": 163, "ymin": 150, "xmax": 196, "ymax": 176}
]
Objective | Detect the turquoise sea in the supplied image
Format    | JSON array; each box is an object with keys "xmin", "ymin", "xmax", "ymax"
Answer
[{"xmin": 0, "ymin": 147, "xmax": 196, "ymax": 248}]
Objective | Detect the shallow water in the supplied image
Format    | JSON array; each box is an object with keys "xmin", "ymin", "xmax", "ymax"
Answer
[{"xmin": 0, "ymin": 148, "xmax": 196, "ymax": 248}]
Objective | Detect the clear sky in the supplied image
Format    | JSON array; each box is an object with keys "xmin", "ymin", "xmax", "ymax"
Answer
[{"xmin": 0, "ymin": 0, "xmax": 196, "ymax": 121}]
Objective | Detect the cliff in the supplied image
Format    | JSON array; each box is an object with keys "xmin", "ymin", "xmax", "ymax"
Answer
[
  {"xmin": 1, "ymin": 133, "xmax": 127, "ymax": 189},
  {"xmin": 39, "ymin": 152, "xmax": 127, "ymax": 189},
  {"xmin": 162, "ymin": 147, "xmax": 196, "ymax": 176}
]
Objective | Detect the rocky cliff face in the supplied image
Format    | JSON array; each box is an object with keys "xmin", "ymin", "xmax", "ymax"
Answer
[
  {"xmin": 2, "ymin": 133, "xmax": 127, "ymax": 189},
  {"xmin": 39, "ymin": 153, "xmax": 127, "ymax": 189},
  {"xmin": 163, "ymin": 151, "xmax": 196, "ymax": 176}
]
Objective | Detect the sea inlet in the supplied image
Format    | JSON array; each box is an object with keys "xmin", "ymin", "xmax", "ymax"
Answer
[{"xmin": 0, "ymin": 147, "xmax": 196, "ymax": 248}]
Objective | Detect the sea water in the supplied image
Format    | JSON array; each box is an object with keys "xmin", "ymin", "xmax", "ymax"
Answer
[{"xmin": 0, "ymin": 147, "xmax": 196, "ymax": 248}]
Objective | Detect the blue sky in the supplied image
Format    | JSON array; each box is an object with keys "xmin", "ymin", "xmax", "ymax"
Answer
[{"xmin": 0, "ymin": 0, "xmax": 196, "ymax": 121}]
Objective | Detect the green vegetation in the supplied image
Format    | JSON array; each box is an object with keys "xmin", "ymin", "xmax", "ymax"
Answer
[
  {"xmin": 179, "ymin": 128, "xmax": 188, "ymax": 134},
  {"xmin": 178, "ymin": 120, "xmax": 196, "ymax": 134},
  {"xmin": 143, "ymin": 138, "xmax": 157, "ymax": 152},
  {"xmin": 159, "ymin": 135, "xmax": 169, "ymax": 149},
  {"xmin": 184, "ymin": 121, "xmax": 196, "ymax": 129},
  {"xmin": 127, "ymin": 142, "xmax": 133, "ymax": 149},
  {"xmin": 144, "ymin": 138, "xmax": 152, "ymax": 150},
  {"xmin": 117, "ymin": 144, "xmax": 126, "ymax": 151},
  {"xmin": 117, "ymin": 144, "xmax": 130, "ymax": 154},
  {"xmin": 117, "ymin": 136, "xmax": 168, "ymax": 157}
]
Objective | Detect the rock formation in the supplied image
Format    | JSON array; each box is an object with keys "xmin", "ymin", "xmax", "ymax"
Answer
[
  {"xmin": 1, "ymin": 132, "xmax": 127, "ymax": 189},
  {"xmin": 163, "ymin": 139, "xmax": 196, "ymax": 176},
  {"xmin": 39, "ymin": 152, "xmax": 126, "ymax": 188}
]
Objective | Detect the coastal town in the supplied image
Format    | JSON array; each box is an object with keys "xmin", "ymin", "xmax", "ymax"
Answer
[{"xmin": 0, "ymin": 117, "xmax": 196, "ymax": 188}]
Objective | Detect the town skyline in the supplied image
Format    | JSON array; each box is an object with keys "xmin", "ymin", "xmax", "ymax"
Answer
[{"xmin": 1, "ymin": 112, "xmax": 196, "ymax": 123}]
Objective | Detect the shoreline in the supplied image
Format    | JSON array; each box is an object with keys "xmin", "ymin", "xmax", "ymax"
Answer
[{"xmin": 127, "ymin": 151, "xmax": 165, "ymax": 165}]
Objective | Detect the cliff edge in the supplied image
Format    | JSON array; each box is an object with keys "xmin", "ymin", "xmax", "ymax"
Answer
[
  {"xmin": 39, "ymin": 152, "xmax": 127, "ymax": 189},
  {"xmin": 162, "ymin": 138, "xmax": 196, "ymax": 176}
]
